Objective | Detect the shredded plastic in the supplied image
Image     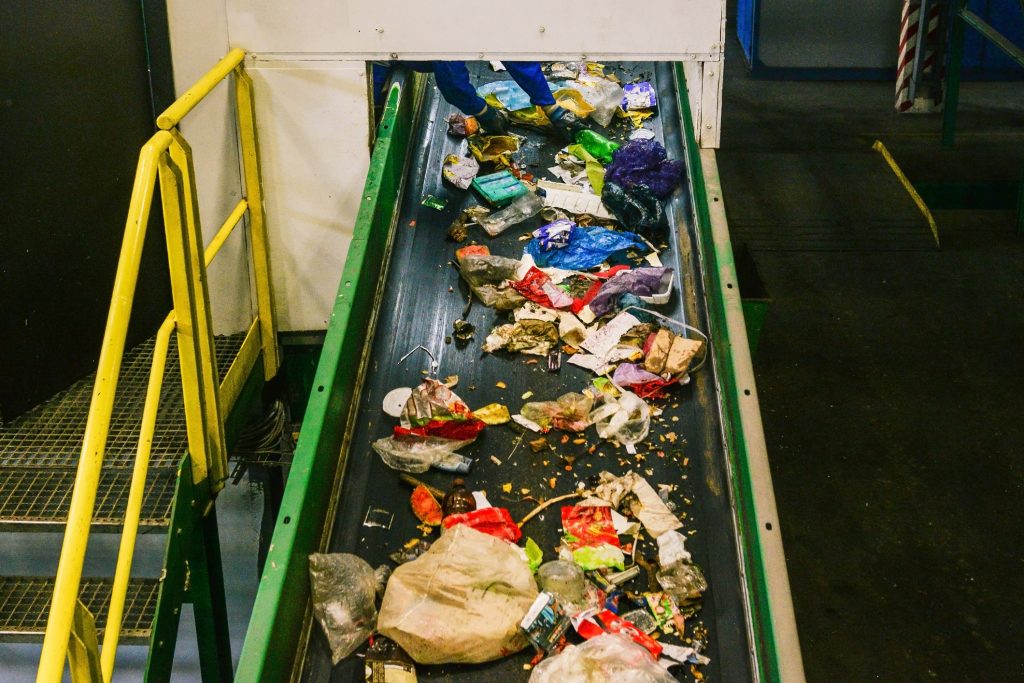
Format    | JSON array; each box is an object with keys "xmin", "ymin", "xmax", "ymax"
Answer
[
  {"xmin": 529, "ymin": 633, "xmax": 677, "ymax": 683},
  {"xmin": 521, "ymin": 392, "xmax": 594, "ymax": 432}
]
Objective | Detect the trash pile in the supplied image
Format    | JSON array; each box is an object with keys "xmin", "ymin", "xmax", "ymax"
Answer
[{"xmin": 312, "ymin": 63, "xmax": 717, "ymax": 682}]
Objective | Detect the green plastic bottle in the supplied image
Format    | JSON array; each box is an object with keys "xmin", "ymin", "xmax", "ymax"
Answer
[{"xmin": 574, "ymin": 129, "xmax": 620, "ymax": 165}]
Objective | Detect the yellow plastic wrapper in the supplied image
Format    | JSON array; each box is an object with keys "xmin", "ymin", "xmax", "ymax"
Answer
[
  {"xmin": 473, "ymin": 403, "xmax": 511, "ymax": 425},
  {"xmin": 507, "ymin": 105, "xmax": 551, "ymax": 128},
  {"xmin": 468, "ymin": 135, "xmax": 520, "ymax": 164},
  {"xmin": 617, "ymin": 108, "xmax": 654, "ymax": 128},
  {"xmin": 553, "ymin": 89, "xmax": 596, "ymax": 118}
]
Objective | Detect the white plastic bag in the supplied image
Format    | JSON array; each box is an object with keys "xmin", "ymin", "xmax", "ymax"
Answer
[
  {"xmin": 589, "ymin": 391, "xmax": 650, "ymax": 448},
  {"xmin": 529, "ymin": 632, "xmax": 676, "ymax": 683},
  {"xmin": 377, "ymin": 525, "xmax": 539, "ymax": 664}
]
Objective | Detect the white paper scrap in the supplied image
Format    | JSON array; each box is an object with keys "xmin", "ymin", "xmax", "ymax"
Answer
[{"xmin": 580, "ymin": 312, "xmax": 641, "ymax": 358}]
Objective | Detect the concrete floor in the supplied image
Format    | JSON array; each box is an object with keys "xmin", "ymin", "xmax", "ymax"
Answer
[{"xmin": 717, "ymin": 37, "xmax": 1024, "ymax": 682}]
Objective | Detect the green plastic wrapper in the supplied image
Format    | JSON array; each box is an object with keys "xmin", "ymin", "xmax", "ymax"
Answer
[
  {"xmin": 525, "ymin": 537, "xmax": 544, "ymax": 572},
  {"xmin": 572, "ymin": 543, "xmax": 625, "ymax": 571}
]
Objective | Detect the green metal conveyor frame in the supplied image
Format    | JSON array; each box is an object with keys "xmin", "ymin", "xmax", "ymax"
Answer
[{"xmin": 234, "ymin": 66, "xmax": 804, "ymax": 682}]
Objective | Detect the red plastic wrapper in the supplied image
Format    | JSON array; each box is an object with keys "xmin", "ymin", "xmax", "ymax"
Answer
[
  {"xmin": 443, "ymin": 507, "xmax": 522, "ymax": 543},
  {"xmin": 511, "ymin": 267, "xmax": 561, "ymax": 309},
  {"xmin": 573, "ymin": 609, "xmax": 663, "ymax": 658},
  {"xmin": 455, "ymin": 244, "xmax": 490, "ymax": 262},
  {"xmin": 394, "ymin": 418, "xmax": 486, "ymax": 441},
  {"xmin": 629, "ymin": 378, "xmax": 677, "ymax": 400},
  {"xmin": 410, "ymin": 484, "xmax": 443, "ymax": 526},
  {"xmin": 561, "ymin": 505, "xmax": 620, "ymax": 549}
]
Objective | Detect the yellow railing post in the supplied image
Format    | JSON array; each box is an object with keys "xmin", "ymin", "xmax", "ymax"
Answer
[
  {"xmin": 36, "ymin": 131, "xmax": 173, "ymax": 683},
  {"xmin": 234, "ymin": 65, "xmax": 280, "ymax": 380},
  {"xmin": 40, "ymin": 48, "xmax": 278, "ymax": 682}
]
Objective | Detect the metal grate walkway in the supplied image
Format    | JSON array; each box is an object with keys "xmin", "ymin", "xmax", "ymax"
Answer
[
  {"xmin": 0, "ymin": 334, "xmax": 244, "ymax": 530},
  {"xmin": 0, "ymin": 576, "xmax": 160, "ymax": 644}
]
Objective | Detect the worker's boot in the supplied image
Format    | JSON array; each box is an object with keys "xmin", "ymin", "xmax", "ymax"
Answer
[
  {"xmin": 546, "ymin": 104, "xmax": 587, "ymax": 143},
  {"xmin": 476, "ymin": 105, "xmax": 509, "ymax": 136}
]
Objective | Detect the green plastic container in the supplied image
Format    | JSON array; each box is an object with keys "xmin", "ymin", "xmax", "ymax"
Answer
[{"xmin": 471, "ymin": 170, "xmax": 528, "ymax": 208}]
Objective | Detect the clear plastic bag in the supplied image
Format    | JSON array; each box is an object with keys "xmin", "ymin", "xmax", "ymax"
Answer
[
  {"xmin": 372, "ymin": 434, "xmax": 474, "ymax": 473},
  {"xmin": 589, "ymin": 391, "xmax": 650, "ymax": 447},
  {"xmin": 308, "ymin": 553, "xmax": 378, "ymax": 664},
  {"xmin": 477, "ymin": 192, "xmax": 545, "ymax": 236},
  {"xmin": 521, "ymin": 392, "xmax": 594, "ymax": 432},
  {"xmin": 529, "ymin": 632, "xmax": 676, "ymax": 683},
  {"xmin": 377, "ymin": 525, "xmax": 539, "ymax": 664}
]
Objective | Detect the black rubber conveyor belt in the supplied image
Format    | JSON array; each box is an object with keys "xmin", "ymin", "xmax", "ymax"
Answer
[{"xmin": 303, "ymin": 62, "xmax": 754, "ymax": 682}]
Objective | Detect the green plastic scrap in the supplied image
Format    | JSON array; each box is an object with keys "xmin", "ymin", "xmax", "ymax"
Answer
[
  {"xmin": 421, "ymin": 194, "xmax": 448, "ymax": 210},
  {"xmin": 524, "ymin": 537, "xmax": 544, "ymax": 572},
  {"xmin": 572, "ymin": 543, "xmax": 625, "ymax": 571},
  {"xmin": 567, "ymin": 143, "xmax": 606, "ymax": 195}
]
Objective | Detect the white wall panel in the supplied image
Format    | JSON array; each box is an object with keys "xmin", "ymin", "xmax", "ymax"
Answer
[
  {"xmin": 225, "ymin": 0, "xmax": 723, "ymax": 61},
  {"xmin": 247, "ymin": 60, "xmax": 370, "ymax": 331},
  {"xmin": 166, "ymin": 0, "xmax": 253, "ymax": 334}
]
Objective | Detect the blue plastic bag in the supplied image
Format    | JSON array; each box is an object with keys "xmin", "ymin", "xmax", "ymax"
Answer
[
  {"xmin": 525, "ymin": 226, "xmax": 646, "ymax": 270},
  {"xmin": 477, "ymin": 81, "xmax": 558, "ymax": 111}
]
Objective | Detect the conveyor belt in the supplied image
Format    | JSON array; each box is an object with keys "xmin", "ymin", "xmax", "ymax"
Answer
[{"xmin": 303, "ymin": 63, "xmax": 754, "ymax": 682}]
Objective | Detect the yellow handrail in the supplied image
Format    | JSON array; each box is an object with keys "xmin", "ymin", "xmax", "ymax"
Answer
[
  {"xmin": 156, "ymin": 48, "xmax": 245, "ymax": 130},
  {"xmin": 37, "ymin": 131, "xmax": 173, "ymax": 683},
  {"xmin": 38, "ymin": 47, "xmax": 278, "ymax": 683},
  {"xmin": 99, "ymin": 312, "xmax": 176, "ymax": 680}
]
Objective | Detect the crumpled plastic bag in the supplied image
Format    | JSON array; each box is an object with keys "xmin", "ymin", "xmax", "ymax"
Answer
[
  {"xmin": 308, "ymin": 553, "xmax": 378, "ymax": 664},
  {"xmin": 483, "ymin": 319, "xmax": 559, "ymax": 356},
  {"xmin": 588, "ymin": 268, "xmax": 673, "ymax": 317},
  {"xmin": 372, "ymin": 433, "xmax": 475, "ymax": 473},
  {"xmin": 605, "ymin": 139, "xmax": 683, "ymax": 199},
  {"xmin": 622, "ymin": 82, "xmax": 657, "ymax": 111},
  {"xmin": 558, "ymin": 75, "xmax": 625, "ymax": 127},
  {"xmin": 566, "ymin": 143, "xmax": 607, "ymax": 194},
  {"xmin": 554, "ymin": 88, "xmax": 596, "ymax": 118},
  {"xmin": 601, "ymin": 182, "xmax": 664, "ymax": 232},
  {"xmin": 442, "ymin": 154, "xmax": 480, "ymax": 190},
  {"xmin": 377, "ymin": 525, "xmax": 538, "ymax": 664},
  {"xmin": 611, "ymin": 363, "xmax": 676, "ymax": 400},
  {"xmin": 458, "ymin": 254, "xmax": 527, "ymax": 310},
  {"xmin": 525, "ymin": 226, "xmax": 646, "ymax": 271},
  {"xmin": 589, "ymin": 392, "xmax": 650, "ymax": 448},
  {"xmin": 511, "ymin": 267, "xmax": 574, "ymax": 310},
  {"xmin": 529, "ymin": 632, "xmax": 676, "ymax": 683},
  {"xmin": 469, "ymin": 134, "xmax": 521, "ymax": 164},
  {"xmin": 521, "ymin": 392, "xmax": 594, "ymax": 432}
]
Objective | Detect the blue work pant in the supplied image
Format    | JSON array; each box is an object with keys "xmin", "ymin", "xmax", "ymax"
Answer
[{"xmin": 373, "ymin": 61, "xmax": 555, "ymax": 114}]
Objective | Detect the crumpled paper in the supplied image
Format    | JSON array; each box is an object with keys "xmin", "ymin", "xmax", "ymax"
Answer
[
  {"xmin": 594, "ymin": 471, "xmax": 682, "ymax": 538},
  {"xmin": 442, "ymin": 154, "xmax": 480, "ymax": 190}
]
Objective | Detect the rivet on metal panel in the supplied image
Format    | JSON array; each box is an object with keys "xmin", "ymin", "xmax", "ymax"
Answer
[
  {"xmin": 377, "ymin": 28, "xmax": 384, "ymax": 34},
  {"xmin": 539, "ymin": 26, "xmax": 546, "ymax": 33}
]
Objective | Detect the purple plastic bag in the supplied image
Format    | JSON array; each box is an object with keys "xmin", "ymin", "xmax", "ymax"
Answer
[
  {"xmin": 589, "ymin": 268, "xmax": 674, "ymax": 317},
  {"xmin": 613, "ymin": 363, "xmax": 663, "ymax": 387},
  {"xmin": 605, "ymin": 139, "xmax": 683, "ymax": 199}
]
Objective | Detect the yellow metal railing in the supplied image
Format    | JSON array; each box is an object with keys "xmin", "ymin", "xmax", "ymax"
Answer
[{"xmin": 38, "ymin": 48, "xmax": 279, "ymax": 683}]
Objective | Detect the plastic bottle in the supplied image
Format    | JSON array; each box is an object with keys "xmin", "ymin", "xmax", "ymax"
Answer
[
  {"xmin": 477, "ymin": 191, "xmax": 545, "ymax": 237},
  {"xmin": 574, "ymin": 129, "xmax": 620, "ymax": 165},
  {"xmin": 441, "ymin": 478, "xmax": 477, "ymax": 517}
]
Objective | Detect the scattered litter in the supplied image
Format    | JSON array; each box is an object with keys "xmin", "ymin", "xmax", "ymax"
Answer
[
  {"xmin": 529, "ymin": 633, "xmax": 676, "ymax": 683},
  {"xmin": 594, "ymin": 471, "xmax": 682, "ymax": 538},
  {"xmin": 605, "ymin": 139, "xmax": 683, "ymax": 198},
  {"xmin": 442, "ymin": 154, "xmax": 480, "ymax": 190},
  {"xmin": 469, "ymin": 134, "xmax": 522, "ymax": 164},
  {"xmin": 520, "ymin": 592, "xmax": 572, "ymax": 655},
  {"xmin": 421, "ymin": 195, "xmax": 447, "ymax": 210},
  {"xmin": 574, "ymin": 129, "xmax": 620, "ymax": 165},
  {"xmin": 472, "ymin": 170, "xmax": 527, "ymax": 207},
  {"xmin": 477, "ymin": 191, "xmax": 545, "ymax": 237},
  {"xmin": 364, "ymin": 636, "xmax": 418, "ymax": 681},
  {"xmin": 452, "ymin": 319, "xmax": 475, "ymax": 344},
  {"xmin": 495, "ymin": 381, "xmax": 507, "ymax": 389},
  {"xmin": 474, "ymin": 403, "xmax": 511, "ymax": 425},
  {"xmin": 521, "ymin": 392, "xmax": 593, "ymax": 432},
  {"xmin": 574, "ymin": 610, "xmax": 663, "ymax": 658},
  {"xmin": 532, "ymin": 219, "xmax": 574, "ymax": 251},
  {"xmin": 525, "ymin": 226, "xmax": 646, "ymax": 271},
  {"xmin": 483, "ymin": 319, "xmax": 560, "ymax": 356},
  {"xmin": 447, "ymin": 112, "xmax": 479, "ymax": 137},
  {"xmin": 622, "ymin": 81, "xmax": 658, "ymax": 110},
  {"xmin": 588, "ymin": 267, "xmax": 674, "ymax": 317},
  {"xmin": 443, "ymin": 506, "xmax": 522, "ymax": 543},
  {"xmin": 363, "ymin": 507, "xmax": 394, "ymax": 529},
  {"xmin": 541, "ymin": 186, "xmax": 614, "ymax": 219},
  {"xmin": 447, "ymin": 205, "xmax": 490, "ymax": 242},
  {"xmin": 309, "ymin": 553, "xmax": 379, "ymax": 664},
  {"xmin": 602, "ymin": 181, "xmax": 663, "ymax": 232},
  {"xmin": 589, "ymin": 391, "xmax": 651, "ymax": 452},
  {"xmin": 382, "ymin": 387, "xmax": 413, "ymax": 418}
]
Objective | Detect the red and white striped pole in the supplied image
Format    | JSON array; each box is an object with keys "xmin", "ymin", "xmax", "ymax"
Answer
[{"xmin": 896, "ymin": 0, "xmax": 944, "ymax": 112}]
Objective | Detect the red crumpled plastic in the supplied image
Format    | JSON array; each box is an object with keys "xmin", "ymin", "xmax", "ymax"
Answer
[
  {"xmin": 442, "ymin": 507, "xmax": 522, "ymax": 543},
  {"xmin": 394, "ymin": 418, "xmax": 486, "ymax": 441},
  {"xmin": 510, "ymin": 267, "xmax": 560, "ymax": 308},
  {"xmin": 561, "ymin": 505, "xmax": 620, "ymax": 549},
  {"xmin": 629, "ymin": 378, "xmax": 677, "ymax": 400}
]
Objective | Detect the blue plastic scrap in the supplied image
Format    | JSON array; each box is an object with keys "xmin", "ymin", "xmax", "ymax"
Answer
[
  {"xmin": 525, "ymin": 226, "xmax": 646, "ymax": 270},
  {"xmin": 477, "ymin": 80, "xmax": 558, "ymax": 111}
]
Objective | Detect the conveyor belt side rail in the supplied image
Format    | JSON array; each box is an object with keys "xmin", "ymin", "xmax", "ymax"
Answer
[
  {"xmin": 674, "ymin": 64, "xmax": 806, "ymax": 682},
  {"xmin": 235, "ymin": 71, "xmax": 425, "ymax": 683}
]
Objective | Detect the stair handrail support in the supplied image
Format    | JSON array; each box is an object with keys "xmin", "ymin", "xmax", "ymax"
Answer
[{"xmin": 37, "ymin": 48, "xmax": 277, "ymax": 683}]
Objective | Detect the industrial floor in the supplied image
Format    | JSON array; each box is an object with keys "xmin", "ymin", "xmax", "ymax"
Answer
[{"xmin": 716, "ymin": 38, "xmax": 1024, "ymax": 682}]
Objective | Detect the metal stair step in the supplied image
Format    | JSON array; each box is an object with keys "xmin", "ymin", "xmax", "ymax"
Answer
[
  {"xmin": 0, "ymin": 466, "xmax": 179, "ymax": 531},
  {"xmin": 0, "ymin": 334, "xmax": 244, "ymax": 529},
  {"xmin": 0, "ymin": 576, "xmax": 160, "ymax": 644}
]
